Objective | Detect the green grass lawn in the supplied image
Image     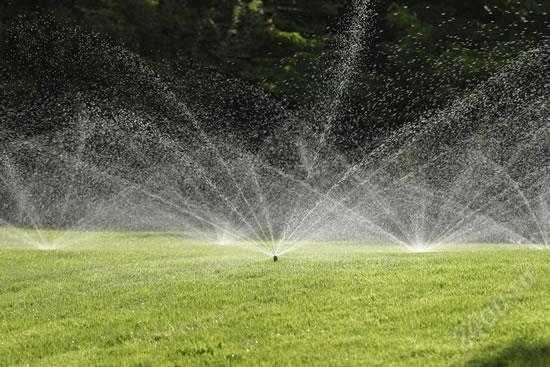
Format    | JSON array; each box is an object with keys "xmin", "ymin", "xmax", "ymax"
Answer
[{"xmin": 0, "ymin": 230, "xmax": 549, "ymax": 366}]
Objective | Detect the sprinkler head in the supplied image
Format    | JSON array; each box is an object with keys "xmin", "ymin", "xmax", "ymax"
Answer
[{"xmin": 273, "ymin": 255, "xmax": 278, "ymax": 262}]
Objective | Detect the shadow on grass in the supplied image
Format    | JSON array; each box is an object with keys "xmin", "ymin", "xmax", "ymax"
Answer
[{"xmin": 465, "ymin": 340, "xmax": 550, "ymax": 367}]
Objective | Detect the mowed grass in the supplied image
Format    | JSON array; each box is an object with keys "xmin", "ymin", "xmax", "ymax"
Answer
[{"xmin": 0, "ymin": 231, "xmax": 549, "ymax": 366}]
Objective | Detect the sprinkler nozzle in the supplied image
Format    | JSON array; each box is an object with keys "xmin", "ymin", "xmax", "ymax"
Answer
[{"xmin": 273, "ymin": 255, "xmax": 278, "ymax": 262}]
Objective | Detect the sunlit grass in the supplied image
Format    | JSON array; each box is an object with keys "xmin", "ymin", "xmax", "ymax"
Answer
[{"xmin": 0, "ymin": 230, "xmax": 549, "ymax": 366}]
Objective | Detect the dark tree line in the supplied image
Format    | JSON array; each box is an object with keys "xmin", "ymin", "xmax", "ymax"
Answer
[{"xmin": 1, "ymin": 0, "xmax": 549, "ymax": 149}]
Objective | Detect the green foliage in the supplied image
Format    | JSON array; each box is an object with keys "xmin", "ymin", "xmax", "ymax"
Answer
[{"xmin": 1, "ymin": 0, "xmax": 549, "ymax": 138}]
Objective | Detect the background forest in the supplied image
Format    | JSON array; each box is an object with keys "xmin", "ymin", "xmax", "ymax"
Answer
[{"xmin": 1, "ymin": 0, "xmax": 549, "ymax": 150}]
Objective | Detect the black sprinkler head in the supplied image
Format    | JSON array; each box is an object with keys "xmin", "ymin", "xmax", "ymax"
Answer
[{"xmin": 273, "ymin": 255, "xmax": 278, "ymax": 262}]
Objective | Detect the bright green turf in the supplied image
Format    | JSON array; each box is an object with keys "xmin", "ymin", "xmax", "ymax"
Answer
[{"xmin": 0, "ymin": 230, "xmax": 549, "ymax": 366}]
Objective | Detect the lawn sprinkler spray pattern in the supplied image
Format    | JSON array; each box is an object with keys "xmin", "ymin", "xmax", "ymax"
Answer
[{"xmin": 0, "ymin": 1, "xmax": 549, "ymax": 258}]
